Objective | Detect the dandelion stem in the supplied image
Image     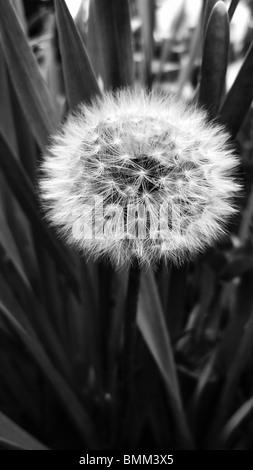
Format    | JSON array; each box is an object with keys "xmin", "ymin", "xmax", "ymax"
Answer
[
  {"xmin": 122, "ymin": 262, "xmax": 141, "ymax": 394},
  {"xmin": 117, "ymin": 262, "xmax": 141, "ymax": 444}
]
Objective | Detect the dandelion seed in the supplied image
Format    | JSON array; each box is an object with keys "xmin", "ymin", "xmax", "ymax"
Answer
[{"xmin": 40, "ymin": 88, "xmax": 240, "ymax": 268}]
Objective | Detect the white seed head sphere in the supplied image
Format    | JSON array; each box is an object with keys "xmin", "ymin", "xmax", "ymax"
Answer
[{"xmin": 40, "ymin": 88, "xmax": 240, "ymax": 268}]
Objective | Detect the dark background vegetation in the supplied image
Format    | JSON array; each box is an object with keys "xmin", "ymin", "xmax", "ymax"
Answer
[{"xmin": 0, "ymin": 0, "xmax": 253, "ymax": 450}]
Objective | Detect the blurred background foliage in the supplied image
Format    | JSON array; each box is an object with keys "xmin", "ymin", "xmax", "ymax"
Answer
[{"xmin": 0, "ymin": 0, "xmax": 253, "ymax": 450}]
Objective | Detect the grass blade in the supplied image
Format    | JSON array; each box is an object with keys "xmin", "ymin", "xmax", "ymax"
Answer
[
  {"xmin": 86, "ymin": 0, "xmax": 102, "ymax": 82},
  {"xmin": 177, "ymin": 8, "xmax": 202, "ymax": 93},
  {"xmin": 0, "ymin": 0, "xmax": 57, "ymax": 149},
  {"xmin": 214, "ymin": 270, "xmax": 253, "ymax": 379},
  {"xmin": 205, "ymin": 270, "xmax": 253, "ymax": 447},
  {"xmin": 0, "ymin": 204, "xmax": 29, "ymax": 287},
  {"xmin": 0, "ymin": 240, "xmax": 74, "ymax": 382},
  {"xmin": 0, "ymin": 301, "xmax": 99, "ymax": 448},
  {"xmin": 228, "ymin": 0, "xmax": 241, "ymax": 21},
  {"xmin": 0, "ymin": 52, "xmax": 30, "ymax": 281},
  {"xmin": 90, "ymin": 0, "xmax": 133, "ymax": 89},
  {"xmin": 55, "ymin": 0, "xmax": 101, "ymax": 109},
  {"xmin": 220, "ymin": 40, "xmax": 253, "ymax": 137},
  {"xmin": 138, "ymin": 271, "xmax": 178, "ymax": 394},
  {"xmin": 137, "ymin": 269, "xmax": 194, "ymax": 449},
  {"xmin": 220, "ymin": 397, "xmax": 253, "ymax": 448},
  {"xmin": 199, "ymin": 1, "xmax": 229, "ymax": 117},
  {"xmin": 0, "ymin": 129, "xmax": 79, "ymax": 298},
  {"xmin": 0, "ymin": 54, "xmax": 41, "ymax": 287},
  {"xmin": 0, "ymin": 45, "xmax": 18, "ymax": 154},
  {"xmin": 137, "ymin": 0, "xmax": 155, "ymax": 88},
  {"xmin": 11, "ymin": 0, "xmax": 27, "ymax": 33},
  {"xmin": 203, "ymin": 0, "xmax": 219, "ymax": 34},
  {"xmin": 0, "ymin": 411, "xmax": 48, "ymax": 450}
]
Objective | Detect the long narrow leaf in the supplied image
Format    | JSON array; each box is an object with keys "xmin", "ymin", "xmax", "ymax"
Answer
[
  {"xmin": 0, "ymin": 130, "xmax": 79, "ymax": 297},
  {"xmin": 11, "ymin": 0, "xmax": 27, "ymax": 33},
  {"xmin": 9, "ymin": 71, "xmax": 37, "ymax": 179},
  {"xmin": 220, "ymin": 397, "xmax": 253, "ymax": 448},
  {"xmin": 199, "ymin": 1, "xmax": 229, "ymax": 117},
  {"xmin": 137, "ymin": 269, "xmax": 194, "ymax": 449},
  {"xmin": 228, "ymin": 0, "xmax": 241, "ymax": 21},
  {"xmin": 0, "ymin": 301, "xmax": 99, "ymax": 448},
  {"xmin": 55, "ymin": 0, "xmax": 101, "ymax": 109},
  {"xmin": 0, "ymin": 0, "xmax": 57, "ymax": 149},
  {"xmin": 138, "ymin": 271, "xmax": 178, "ymax": 391},
  {"xmin": 0, "ymin": 411, "xmax": 48, "ymax": 450},
  {"xmin": 206, "ymin": 271, "xmax": 253, "ymax": 447},
  {"xmin": 220, "ymin": 40, "xmax": 253, "ymax": 137},
  {"xmin": 137, "ymin": 0, "xmax": 155, "ymax": 88},
  {"xmin": 203, "ymin": 0, "xmax": 219, "ymax": 33},
  {"xmin": 7, "ymin": 77, "xmax": 69, "ymax": 328},
  {"xmin": 0, "ymin": 45, "xmax": 18, "ymax": 154},
  {"xmin": 90, "ymin": 0, "xmax": 133, "ymax": 89},
  {"xmin": 0, "ymin": 57, "xmax": 40, "ymax": 285},
  {"xmin": 214, "ymin": 269, "xmax": 253, "ymax": 379},
  {"xmin": 0, "ymin": 240, "xmax": 74, "ymax": 382},
  {"xmin": 0, "ymin": 53, "xmax": 31, "ymax": 282},
  {"xmin": 0, "ymin": 205, "xmax": 29, "ymax": 287},
  {"xmin": 177, "ymin": 9, "xmax": 202, "ymax": 93}
]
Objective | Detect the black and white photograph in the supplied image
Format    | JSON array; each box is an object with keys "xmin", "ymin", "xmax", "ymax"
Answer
[{"xmin": 0, "ymin": 0, "xmax": 252, "ymax": 459}]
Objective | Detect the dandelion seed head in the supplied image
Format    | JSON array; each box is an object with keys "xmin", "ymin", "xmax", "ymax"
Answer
[{"xmin": 40, "ymin": 88, "xmax": 240, "ymax": 268}]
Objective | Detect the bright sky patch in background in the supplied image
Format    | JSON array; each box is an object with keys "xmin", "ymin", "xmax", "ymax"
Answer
[{"xmin": 65, "ymin": 0, "xmax": 83, "ymax": 17}]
